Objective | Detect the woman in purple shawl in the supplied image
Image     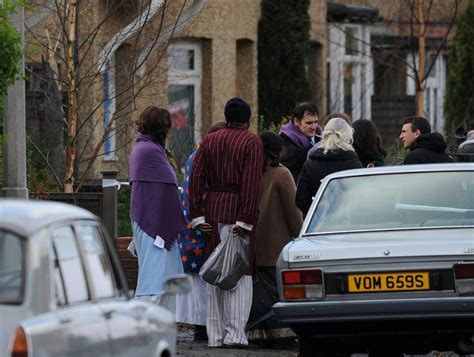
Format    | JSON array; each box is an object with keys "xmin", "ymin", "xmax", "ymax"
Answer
[
  {"xmin": 129, "ymin": 106, "xmax": 185, "ymax": 311},
  {"xmin": 279, "ymin": 102, "xmax": 322, "ymax": 182}
]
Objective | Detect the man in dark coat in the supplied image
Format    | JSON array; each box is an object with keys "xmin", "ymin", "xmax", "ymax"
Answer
[
  {"xmin": 279, "ymin": 102, "xmax": 323, "ymax": 181},
  {"xmin": 399, "ymin": 116, "xmax": 453, "ymax": 164}
]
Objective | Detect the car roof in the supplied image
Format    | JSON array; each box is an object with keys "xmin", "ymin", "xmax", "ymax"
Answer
[
  {"xmin": 323, "ymin": 163, "xmax": 474, "ymax": 181},
  {"xmin": 0, "ymin": 199, "xmax": 98, "ymax": 237}
]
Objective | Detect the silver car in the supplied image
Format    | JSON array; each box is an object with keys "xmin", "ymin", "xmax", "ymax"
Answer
[
  {"xmin": 273, "ymin": 164, "xmax": 474, "ymax": 357},
  {"xmin": 0, "ymin": 200, "xmax": 188, "ymax": 357}
]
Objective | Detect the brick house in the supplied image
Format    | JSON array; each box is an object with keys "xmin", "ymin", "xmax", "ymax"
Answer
[{"xmin": 25, "ymin": 0, "xmax": 461, "ymax": 182}]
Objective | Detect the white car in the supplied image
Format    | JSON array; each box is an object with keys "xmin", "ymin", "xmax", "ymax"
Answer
[
  {"xmin": 273, "ymin": 164, "xmax": 474, "ymax": 357},
  {"xmin": 0, "ymin": 200, "xmax": 189, "ymax": 357}
]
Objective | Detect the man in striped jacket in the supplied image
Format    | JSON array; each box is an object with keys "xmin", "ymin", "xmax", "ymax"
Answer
[{"xmin": 189, "ymin": 97, "xmax": 263, "ymax": 348}]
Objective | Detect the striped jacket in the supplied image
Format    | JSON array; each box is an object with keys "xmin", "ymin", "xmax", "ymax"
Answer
[{"xmin": 189, "ymin": 122, "xmax": 263, "ymax": 274}]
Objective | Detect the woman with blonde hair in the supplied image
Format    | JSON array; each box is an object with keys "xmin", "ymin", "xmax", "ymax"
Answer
[{"xmin": 296, "ymin": 117, "xmax": 362, "ymax": 216}]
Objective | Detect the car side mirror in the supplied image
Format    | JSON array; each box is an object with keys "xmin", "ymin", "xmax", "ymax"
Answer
[{"xmin": 164, "ymin": 274, "xmax": 191, "ymax": 295}]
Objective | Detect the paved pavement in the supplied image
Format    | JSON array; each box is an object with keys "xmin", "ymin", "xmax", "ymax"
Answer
[
  {"xmin": 176, "ymin": 325, "xmax": 471, "ymax": 357},
  {"xmin": 176, "ymin": 325, "xmax": 297, "ymax": 356}
]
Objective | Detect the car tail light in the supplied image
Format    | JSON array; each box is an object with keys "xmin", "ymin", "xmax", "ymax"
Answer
[
  {"xmin": 282, "ymin": 269, "xmax": 324, "ymax": 300},
  {"xmin": 283, "ymin": 286, "xmax": 305, "ymax": 300},
  {"xmin": 10, "ymin": 326, "xmax": 28, "ymax": 357},
  {"xmin": 454, "ymin": 263, "xmax": 474, "ymax": 295}
]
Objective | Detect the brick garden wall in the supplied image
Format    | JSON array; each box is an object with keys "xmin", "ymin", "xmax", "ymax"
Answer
[{"xmin": 115, "ymin": 237, "xmax": 138, "ymax": 290}]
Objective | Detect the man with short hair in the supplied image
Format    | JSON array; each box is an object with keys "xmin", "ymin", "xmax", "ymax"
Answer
[
  {"xmin": 279, "ymin": 102, "xmax": 322, "ymax": 181},
  {"xmin": 189, "ymin": 97, "xmax": 263, "ymax": 348},
  {"xmin": 399, "ymin": 116, "xmax": 453, "ymax": 164}
]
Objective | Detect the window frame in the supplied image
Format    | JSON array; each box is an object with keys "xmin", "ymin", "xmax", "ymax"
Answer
[
  {"xmin": 406, "ymin": 52, "xmax": 446, "ymax": 132},
  {"xmin": 103, "ymin": 57, "xmax": 117, "ymax": 161},
  {"xmin": 73, "ymin": 220, "xmax": 119, "ymax": 300},
  {"xmin": 328, "ymin": 23, "xmax": 373, "ymax": 120},
  {"xmin": 50, "ymin": 223, "xmax": 91, "ymax": 307},
  {"xmin": 167, "ymin": 40, "xmax": 203, "ymax": 145},
  {"xmin": 0, "ymin": 229, "xmax": 26, "ymax": 305}
]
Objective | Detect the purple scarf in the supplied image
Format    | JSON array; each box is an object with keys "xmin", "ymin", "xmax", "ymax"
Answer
[
  {"xmin": 129, "ymin": 133, "xmax": 184, "ymax": 250},
  {"xmin": 129, "ymin": 133, "xmax": 177, "ymax": 185},
  {"xmin": 279, "ymin": 121, "xmax": 313, "ymax": 150}
]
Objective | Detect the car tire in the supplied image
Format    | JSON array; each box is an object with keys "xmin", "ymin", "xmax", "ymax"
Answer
[{"xmin": 298, "ymin": 337, "xmax": 336, "ymax": 357}]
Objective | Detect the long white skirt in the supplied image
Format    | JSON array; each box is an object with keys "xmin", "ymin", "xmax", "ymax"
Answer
[{"xmin": 175, "ymin": 273, "xmax": 207, "ymax": 326}]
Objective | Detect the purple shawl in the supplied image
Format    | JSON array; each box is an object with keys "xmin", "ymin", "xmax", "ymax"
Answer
[
  {"xmin": 129, "ymin": 133, "xmax": 177, "ymax": 185},
  {"xmin": 129, "ymin": 133, "xmax": 185, "ymax": 250},
  {"xmin": 279, "ymin": 121, "xmax": 318, "ymax": 150}
]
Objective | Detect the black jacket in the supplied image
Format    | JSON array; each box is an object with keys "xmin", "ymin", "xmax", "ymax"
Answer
[
  {"xmin": 296, "ymin": 148, "xmax": 363, "ymax": 216},
  {"xmin": 404, "ymin": 133, "xmax": 453, "ymax": 164},
  {"xmin": 280, "ymin": 133, "xmax": 311, "ymax": 181},
  {"xmin": 355, "ymin": 149, "xmax": 385, "ymax": 167}
]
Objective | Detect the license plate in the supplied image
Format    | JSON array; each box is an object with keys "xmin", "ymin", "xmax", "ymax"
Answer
[{"xmin": 347, "ymin": 272, "xmax": 430, "ymax": 293}]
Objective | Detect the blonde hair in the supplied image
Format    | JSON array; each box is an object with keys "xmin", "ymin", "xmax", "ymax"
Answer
[{"xmin": 317, "ymin": 117, "xmax": 355, "ymax": 154}]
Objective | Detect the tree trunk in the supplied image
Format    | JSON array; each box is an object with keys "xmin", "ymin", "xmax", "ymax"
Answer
[
  {"xmin": 416, "ymin": 0, "xmax": 426, "ymax": 116},
  {"xmin": 63, "ymin": 0, "xmax": 77, "ymax": 193}
]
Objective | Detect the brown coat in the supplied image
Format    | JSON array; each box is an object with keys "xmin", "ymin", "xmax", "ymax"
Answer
[{"xmin": 255, "ymin": 164, "xmax": 303, "ymax": 267}]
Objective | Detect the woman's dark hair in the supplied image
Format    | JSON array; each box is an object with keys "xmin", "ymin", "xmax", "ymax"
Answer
[
  {"xmin": 353, "ymin": 119, "xmax": 387, "ymax": 157},
  {"xmin": 259, "ymin": 131, "xmax": 283, "ymax": 169},
  {"xmin": 137, "ymin": 106, "xmax": 171, "ymax": 145}
]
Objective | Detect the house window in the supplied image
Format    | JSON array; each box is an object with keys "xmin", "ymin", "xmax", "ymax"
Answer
[
  {"xmin": 103, "ymin": 59, "xmax": 116, "ymax": 161},
  {"xmin": 167, "ymin": 42, "xmax": 202, "ymax": 171},
  {"xmin": 406, "ymin": 53, "xmax": 446, "ymax": 132},
  {"xmin": 328, "ymin": 24, "xmax": 373, "ymax": 120}
]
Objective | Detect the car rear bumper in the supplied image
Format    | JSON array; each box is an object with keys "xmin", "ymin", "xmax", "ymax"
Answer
[{"xmin": 273, "ymin": 296, "xmax": 474, "ymax": 324}]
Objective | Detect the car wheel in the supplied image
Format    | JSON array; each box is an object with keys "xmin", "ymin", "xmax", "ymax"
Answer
[{"xmin": 298, "ymin": 337, "xmax": 336, "ymax": 357}]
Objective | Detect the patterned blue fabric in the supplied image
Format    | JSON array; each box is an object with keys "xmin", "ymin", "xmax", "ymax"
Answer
[{"xmin": 178, "ymin": 148, "xmax": 207, "ymax": 273}]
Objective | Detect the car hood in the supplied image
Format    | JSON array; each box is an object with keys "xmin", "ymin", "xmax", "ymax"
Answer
[{"xmin": 284, "ymin": 228, "xmax": 474, "ymax": 264}]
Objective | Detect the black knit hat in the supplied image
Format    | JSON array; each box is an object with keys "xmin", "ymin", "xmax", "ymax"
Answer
[{"xmin": 224, "ymin": 97, "xmax": 251, "ymax": 123}]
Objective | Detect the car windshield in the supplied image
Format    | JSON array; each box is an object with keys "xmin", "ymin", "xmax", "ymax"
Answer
[
  {"xmin": 0, "ymin": 231, "xmax": 24, "ymax": 303},
  {"xmin": 306, "ymin": 171, "xmax": 474, "ymax": 234}
]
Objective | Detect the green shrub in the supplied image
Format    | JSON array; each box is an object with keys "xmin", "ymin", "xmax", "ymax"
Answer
[
  {"xmin": 0, "ymin": 1, "xmax": 23, "ymax": 98},
  {"xmin": 258, "ymin": 0, "xmax": 311, "ymax": 127},
  {"xmin": 117, "ymin": 185, "xmax": 132, "ymax": 237},
  {"xmin": 385, "ymin": 139, "xmax": 405, "ymax": 165},
  {"xmin": 445, "ymin": 0, "xmax": 474, "ymax": 136}
]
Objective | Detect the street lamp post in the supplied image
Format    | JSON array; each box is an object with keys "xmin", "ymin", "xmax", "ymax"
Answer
[{"xmin": 2, "ymin": 4, "xmax": 28, "ymax": 199}]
